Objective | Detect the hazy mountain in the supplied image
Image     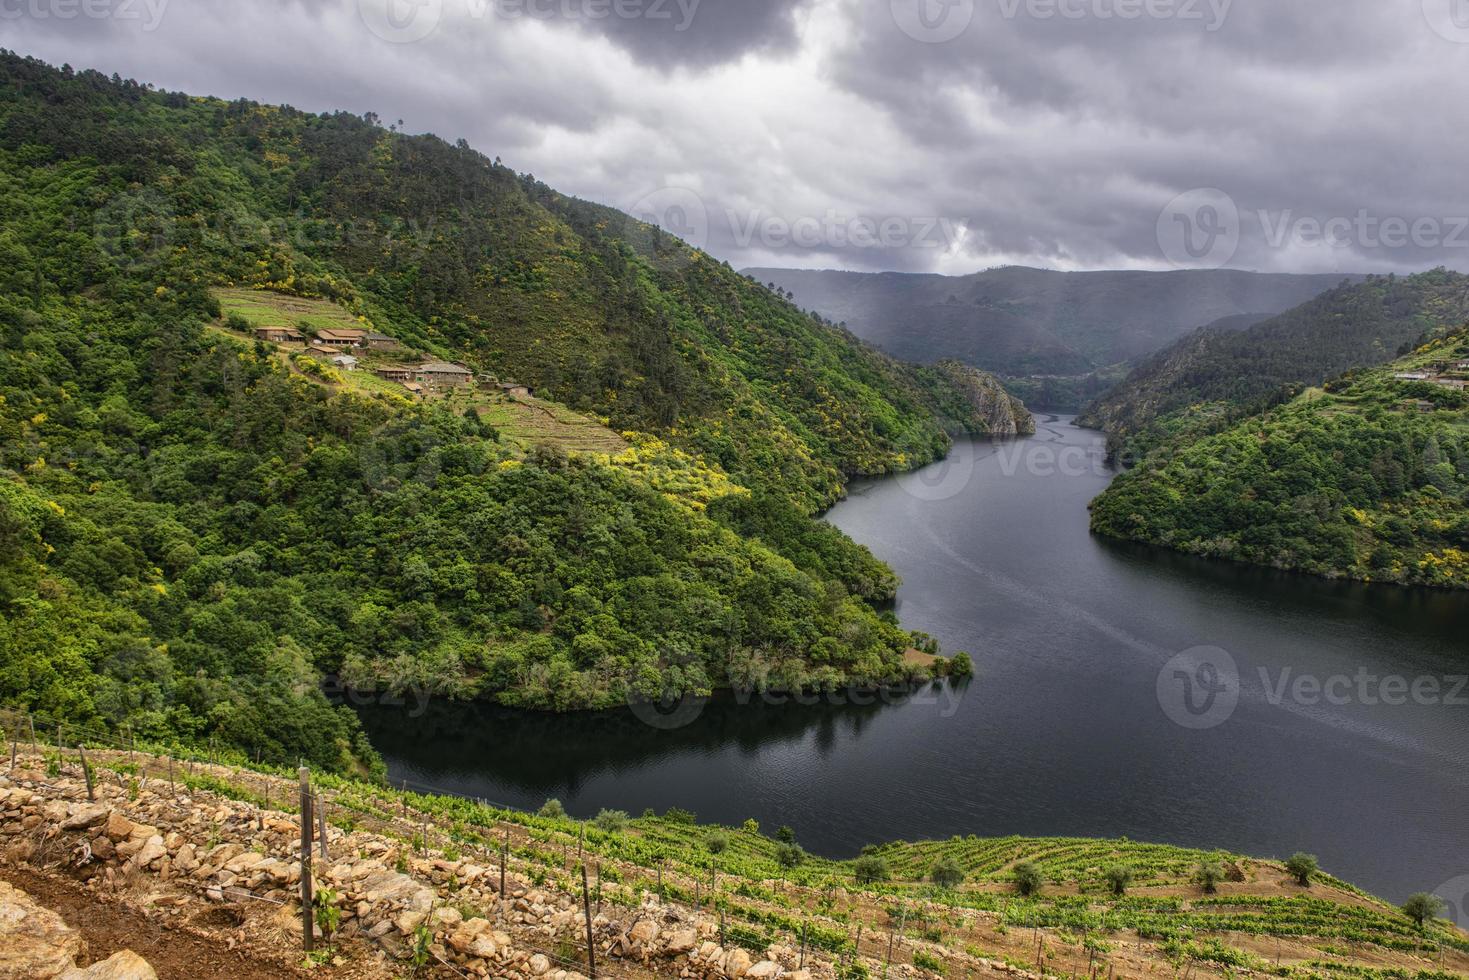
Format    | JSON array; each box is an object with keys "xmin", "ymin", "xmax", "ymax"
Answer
[{"xmin": 744, "ymin": 266, "xmax": 1359, "ymax": 378}]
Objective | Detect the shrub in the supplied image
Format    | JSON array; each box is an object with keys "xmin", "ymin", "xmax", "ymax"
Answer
[
  {"xmin": 1284, "ymin": 852, "xmax": 1318, "ymax": 887},
  {"xmin": 1012, "ymin": 862, "xmax": 1044, "ymax": 897},
  {"xmin": 707, "ymin": 831, "xmax": 730, "ymax": 856},
  {"xmin": 776, "ymin": 825, "xmax": 796, "ymax": 844},
  {"xmin": 1194, "ymin": 860, "xmax": 1223, "ymax": 894},
  {"xmin": 538, "ymin": 798, "xmax": 566, "ymax": 819},
  {"xmin": 912, "ymin": 950, "xmax": 945, "ymax": 975},
  {"xmin": 742, "ymin": 818, "xmax": 760, "ymax": 834},
  {"xmin": 594, "ymin": 809, "xmax": 630, "ymax": 833},
  {"xmin": 931, "ymin": 856, "xmax": 965, "ymax": 889},
  {"xmin": 662, "ymin": 806, "xmax": 697, "ymax": 825},
  {"xmin": 855, "ymin": 855, "xmax": 891, "ymax": 884},
  {"xmin": 948, "ymin": 652, "xmax": 974, "ymax": 678},
  {"xmin": 1402, "ymin": 892, "xmax": 1445, "ymax": 929},
  {"xmin": 776, "ymin": 843, "xmax": 807, "ymax": 869},
  {"xmin": 1103, "ymin": 865, "xmax": 1133, "ymax": 897}
]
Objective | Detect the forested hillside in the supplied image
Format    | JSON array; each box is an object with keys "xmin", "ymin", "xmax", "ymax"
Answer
[
  {"xmin": 1089, "ymin": 330, "xmax": 1469, "ymax": 588},
  {"xmin": 1080, "ymin": 270, "xmax": 1469, "ymax": 456},
  {"xmin": 0, "ymin": 52, "xmax": 1008, "ymax": 771}
]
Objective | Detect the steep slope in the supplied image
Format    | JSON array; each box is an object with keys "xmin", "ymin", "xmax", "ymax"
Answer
[
  {"xmin": 1089, "ymin": 329, "xmax": 1469, "ymax": 588},
  {"xmin": 0, "ymin": 52, "xmax": 1013, "ymax": 768},
  {"xmin": 1080, "ymin": 270, "xmax": 1469, "ymax": 448},
  {"xmin": 746, "ymin": 266, "xmax": 1356, "ymax": 377}
]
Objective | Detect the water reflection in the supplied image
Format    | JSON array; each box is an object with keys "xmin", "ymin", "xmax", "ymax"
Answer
[{"xmin": 354, "ymin": 681, "xmax": 966, "ymax": 803}]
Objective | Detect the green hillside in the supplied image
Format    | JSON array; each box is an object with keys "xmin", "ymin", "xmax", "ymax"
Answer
[
  {"xmin": 0, "ymin": 52, "xmax": 1016, "ymax": 771},
  {"xmin": 1080, "ymin": 270, "xmax": 1469, "ymax": 459},
  {"xmin": 1089, "ymin": 330, "xmax": 1469, "ymax": 588}
]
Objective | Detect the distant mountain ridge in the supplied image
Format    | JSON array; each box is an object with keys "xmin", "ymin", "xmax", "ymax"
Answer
[{"xmin": 744, "ymin": 266, "xmax": 1360, "ymax": 379}]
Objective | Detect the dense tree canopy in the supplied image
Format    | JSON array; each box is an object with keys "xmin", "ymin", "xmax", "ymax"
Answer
[{"xmin": 0, "ymin": 52, "xmax": 1000, "ymax": 771}]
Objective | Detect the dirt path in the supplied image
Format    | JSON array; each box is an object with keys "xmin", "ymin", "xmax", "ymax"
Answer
[{"xmin": 0, "ymin": 865, "xmax": 306, "ymax": 980}]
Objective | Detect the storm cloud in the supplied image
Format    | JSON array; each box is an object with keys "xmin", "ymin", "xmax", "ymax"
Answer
[{"xmin": 5, "ymin": 0, "xmax": 1465, "ymax": 275}]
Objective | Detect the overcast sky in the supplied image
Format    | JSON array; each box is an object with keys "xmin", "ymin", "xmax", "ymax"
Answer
[{"xmin": 8, "ymin": 0, "xmax": 1468, "ymax": 275}]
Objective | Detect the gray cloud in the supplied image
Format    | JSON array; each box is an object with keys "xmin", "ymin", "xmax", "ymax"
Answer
[{"xmin": 3, "ymin": 0, "xmax": 1464, "ymax": 275}]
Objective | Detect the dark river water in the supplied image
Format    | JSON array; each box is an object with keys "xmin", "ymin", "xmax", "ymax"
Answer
[{"xmin": 355, "ymin": 415, "xmax": 1469, "ymax": 904}]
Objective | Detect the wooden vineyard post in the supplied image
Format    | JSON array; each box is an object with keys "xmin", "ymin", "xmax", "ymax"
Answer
[
  {"xmin": 885, "ymin": 905, "xmax": 906, "ymax": 980},
  {"xmin": 580, "ymin": 863, "xmax": 597, "ymax": 980},
  {"xmin": 299, "ymin": 767, "xmax": 314, "ymax": 954},
  {"xmin": 499, "ymin": 832, "xmax": 508, "ymax": 922},
  {"xmin": 800, "ymin": 922, "xmax": 808, "ymax": 970},
  {"xmin": 316, "ymin": 793, "xmax": 329, "ymax": 861},
  {"xmin": 167, "ymin": 755, "xmax": 175, "ymax": 796},
  {"xmin": 78, "ymin": 745, "xmax": 95, "ymax": 802}
]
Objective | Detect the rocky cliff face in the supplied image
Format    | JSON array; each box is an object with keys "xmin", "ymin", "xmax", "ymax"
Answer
[{"xmin": 934, "ymin": 362, "xmax": 1036, "ymax": 437}]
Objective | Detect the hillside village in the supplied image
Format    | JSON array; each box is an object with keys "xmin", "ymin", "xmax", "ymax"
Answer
[
  {"xmin": 1393, "ymin": 358, "xmax": 1469, "ymax": 390},
  {"xmin": 224, "ymin": 294, "xmax": 499, "ymax": 399}
]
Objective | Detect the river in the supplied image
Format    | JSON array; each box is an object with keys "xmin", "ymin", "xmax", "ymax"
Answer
[{"xmin": 354, "ymin": 415, "xmax": 1469, "ymax": 903}]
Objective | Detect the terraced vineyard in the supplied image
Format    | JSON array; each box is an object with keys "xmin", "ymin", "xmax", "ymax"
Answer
[{"xmin": 26, "ymin": 711, "xmax": 1464, "ymax": 980}]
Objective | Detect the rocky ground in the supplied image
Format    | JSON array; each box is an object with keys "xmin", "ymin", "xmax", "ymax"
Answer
[{"xmin": 0, "ymin": 748, "xmax": 931, "ymax": 980}]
